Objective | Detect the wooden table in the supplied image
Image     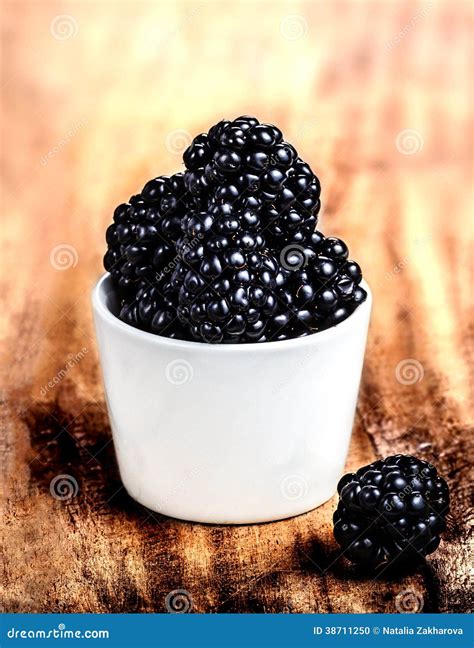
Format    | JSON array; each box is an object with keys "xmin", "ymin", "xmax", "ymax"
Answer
[{"xmin": 2, "ymin": 0, "xmax": 472, "ymax": 613}]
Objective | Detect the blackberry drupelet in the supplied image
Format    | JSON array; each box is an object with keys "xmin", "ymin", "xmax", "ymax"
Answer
[{"xmin": 333, "ymin": 455, "xmax": 450, "ymax": 568}]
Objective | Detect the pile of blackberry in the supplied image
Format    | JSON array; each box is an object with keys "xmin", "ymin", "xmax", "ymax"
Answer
[
  {"xmin": 333, "ymin": 455, "xmax": 450, "ymax": 568},
  {"xmin": 104, "ymin": 116, "xmax": 367, "ymax": 343}
]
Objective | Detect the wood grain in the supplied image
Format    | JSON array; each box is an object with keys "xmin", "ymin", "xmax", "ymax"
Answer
[{"xmin": 1, "ymin": 0, "xmax": 472, "ymax": 613}]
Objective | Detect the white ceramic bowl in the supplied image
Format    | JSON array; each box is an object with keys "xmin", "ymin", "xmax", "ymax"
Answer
[{"xmin": 92, "ymin": 274, "xmax": 372, "ymax": 524}]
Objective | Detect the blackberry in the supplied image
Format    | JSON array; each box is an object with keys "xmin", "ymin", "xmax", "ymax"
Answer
[
  {"xmin": 104, "ymin": 173, "xmax": 189, "ymax": 292},
  {"xmin": 269, "ymin": 230, "xmax": 367, "ymax": 338},
  {"xmin": 118, "ymin": 280, "xmax": 188, "ymax": 338},
  {"xmin": 333, "ymin": 455, "xmax": 450, "ymax": 568},
  {"xmin": 165, "ymin": 218, "xmax": 365, "ymax": 343},
  {"xmin": 103, "ymin": 173, "xmax": 191, "ymax": 333},
  {"xmin": 182, "ymin": 116, "xmax": 321, "ymax": 244},
  {"xmin": 171, "ymin": 209, "xmax": 280, "ymax": 343}
]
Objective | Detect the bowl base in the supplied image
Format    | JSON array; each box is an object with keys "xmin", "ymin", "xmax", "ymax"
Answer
[{"xmin": 124, "ymin": 486, "xmax": 337, "ymax": 525}]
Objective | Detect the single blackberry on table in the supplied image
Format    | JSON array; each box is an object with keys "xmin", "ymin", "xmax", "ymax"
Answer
[
  {"xmin": 182, "ymin": 116, "xmax": 321, "ymax": 243},
  {"xmin": 333, "ymin": 455, "xmax": 450, "ymax": 568}
]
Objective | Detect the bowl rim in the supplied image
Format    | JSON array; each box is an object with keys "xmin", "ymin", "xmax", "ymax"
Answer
[{"xmin": 92, "ymin": 273, "xmax": 372, "ymax": 353}]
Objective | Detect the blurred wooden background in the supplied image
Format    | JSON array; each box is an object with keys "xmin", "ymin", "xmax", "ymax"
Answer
[{"xmin": 1, "ymin": 0, "xmax": 472, "ymax": 613}]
